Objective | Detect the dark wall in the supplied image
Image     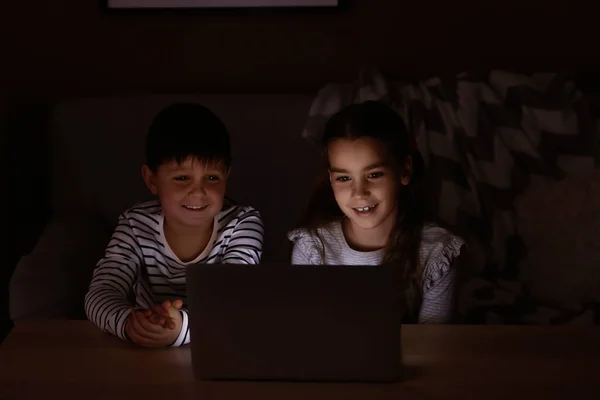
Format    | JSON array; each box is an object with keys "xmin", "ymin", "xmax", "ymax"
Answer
[
  {"xmin": 1, "ymin": 91, "xmax": 10, "ymax": 340},
  {"xmin": 1, "ymin": 95, "xmax": 54, "ymax": 341},
  {"xmin": 1, "ymin": 0, "xmax": 598, "ymax": 95}
]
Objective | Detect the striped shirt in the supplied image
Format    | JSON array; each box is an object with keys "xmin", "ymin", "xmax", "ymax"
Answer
[
  {"xmin": 84, "ymin": 199, "xmax": 264, "ymax": 347},
  {"xmin": 288, "ymin": 221, "xmax": 465, "ymax": 324}
]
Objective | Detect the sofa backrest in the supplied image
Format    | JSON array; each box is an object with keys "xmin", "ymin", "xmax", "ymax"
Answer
[{"xmin": 50, "ymin": 93, "xmax": 318, "ymax": 263}]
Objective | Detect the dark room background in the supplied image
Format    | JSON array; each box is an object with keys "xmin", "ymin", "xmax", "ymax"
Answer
[{"xmin": 1, "ymin": 0, "xmax": 598, "ymax": 339}]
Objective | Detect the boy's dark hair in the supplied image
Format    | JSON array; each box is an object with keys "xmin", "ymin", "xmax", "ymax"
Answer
[{"xmin": 145, "ymin": 103, "xmax": 231, "ymax": 172}]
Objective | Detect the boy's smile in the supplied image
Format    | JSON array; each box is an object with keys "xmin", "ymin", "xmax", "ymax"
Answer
[{"xmin": 182, "ymin": 205, "xmax": 209, "ymax": 211}]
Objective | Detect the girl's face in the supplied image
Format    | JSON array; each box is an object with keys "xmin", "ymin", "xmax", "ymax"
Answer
[{"xmin": 328, "ymin": 137, "xmax": 411, "ymax": 232}]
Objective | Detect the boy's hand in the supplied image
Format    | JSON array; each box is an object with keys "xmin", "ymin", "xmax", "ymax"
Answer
[
  {"xmin": 125, "ymin": 304, "xmax": 182, "ymax": 348},
  {"xmin": 144, "ymin": 299, "xmax": 183, "ymax": 329}
]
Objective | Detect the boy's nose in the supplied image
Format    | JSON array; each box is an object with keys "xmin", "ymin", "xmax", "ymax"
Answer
[{"xmin": 189, "ymin": 182, "xmax": 206, "ymax": 195}]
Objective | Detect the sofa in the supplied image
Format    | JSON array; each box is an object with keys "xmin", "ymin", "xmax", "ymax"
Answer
[{"xmin": 9, "ymin": 89, "xmax": 600, "ymax": 325}]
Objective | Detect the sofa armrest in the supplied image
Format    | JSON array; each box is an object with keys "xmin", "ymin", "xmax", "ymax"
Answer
[{"xmin": 9, "ymin": 214, "xmax": 112, "ymax": 323}]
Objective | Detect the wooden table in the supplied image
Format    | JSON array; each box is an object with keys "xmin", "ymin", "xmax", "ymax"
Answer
[{"xmin": 1, "ymin": 321, "xmax": 599, "ymax": 399}]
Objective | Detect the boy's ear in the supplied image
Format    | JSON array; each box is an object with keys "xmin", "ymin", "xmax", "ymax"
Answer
[
  {"xmin": 142, "ymin": 165, "xmax": 159, "ymax": 195},
  {"xmin": 400, "ymin": 156, "xmax": 413, "ymax": 186}
]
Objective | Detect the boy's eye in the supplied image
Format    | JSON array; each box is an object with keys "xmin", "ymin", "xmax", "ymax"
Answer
[
  {"xmin": 335, "ymin": 176, "xmax": 350, "ymax": 182},
  {"xmin": 173, "ymin": 176, "xmax": 189, "ymax": 181},
  {"xmin": 368, "ymin": 171, "xmax": 384, "ymax": 179},
  {"xmin": 207, "ymin": 175, "xmax": 220, "ymax": 181}
]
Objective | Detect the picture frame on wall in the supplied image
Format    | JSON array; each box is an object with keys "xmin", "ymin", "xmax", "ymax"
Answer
[{"xmin": 106, "ymin": 0, "xmax": 339, "ymax": 8}]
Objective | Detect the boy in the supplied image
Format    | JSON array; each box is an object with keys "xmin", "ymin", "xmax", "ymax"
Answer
[{"xmin": 84, "ymin": 103, "xmax": 264, "ymax": 348}]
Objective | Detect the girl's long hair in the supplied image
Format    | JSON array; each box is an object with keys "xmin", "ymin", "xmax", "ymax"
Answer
[{"xmin": 296, "ymin": 101, "xmax": 426, "ymax": 320}]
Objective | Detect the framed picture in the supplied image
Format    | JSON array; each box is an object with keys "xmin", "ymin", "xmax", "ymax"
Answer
[{"xmin": 106, "ymin": 0, "xmax": 339, "ymax": 8}]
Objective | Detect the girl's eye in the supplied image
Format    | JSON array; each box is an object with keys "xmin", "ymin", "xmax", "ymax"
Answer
[
  {"xmin": 336, "ymin": 176, "xmax": 350, "ymax": 182},
  {"xmin": 368, "ymin": 171, "xmax": 384, "ymax": 179}
]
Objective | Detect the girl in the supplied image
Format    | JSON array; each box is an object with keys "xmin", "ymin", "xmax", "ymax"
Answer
[{"xmin": 288, "ymin": 101, "xmax": 465, "ymax": 324}]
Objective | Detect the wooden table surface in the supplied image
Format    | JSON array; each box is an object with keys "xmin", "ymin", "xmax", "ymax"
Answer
[{"xmin": 1, "ymin": 321, "xmax": 599, "ymax": 399}]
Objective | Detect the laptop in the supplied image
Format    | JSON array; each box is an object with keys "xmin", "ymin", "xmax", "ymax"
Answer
[{"xmin": 185, "ymin": 264, "xmax": 405, "ymax": 382}]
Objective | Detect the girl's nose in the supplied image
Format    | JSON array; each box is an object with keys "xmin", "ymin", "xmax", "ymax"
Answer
[{"xmin": 351, "ymin": 180, "xmax": 369, "ymax": 198}]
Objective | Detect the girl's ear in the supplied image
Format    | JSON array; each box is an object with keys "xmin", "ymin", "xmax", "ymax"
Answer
[
  {"xmin": 142, "ymin": 165, "xmax": 159, "ymax": 195},
  {"xmin": 400, "ymin": 156, "xmax": 413, "ymax": 186}
]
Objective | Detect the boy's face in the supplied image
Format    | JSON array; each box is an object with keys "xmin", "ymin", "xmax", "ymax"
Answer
[{"xmin": 142, "ymin": 157, "xmax": 229, "ymax": 230}]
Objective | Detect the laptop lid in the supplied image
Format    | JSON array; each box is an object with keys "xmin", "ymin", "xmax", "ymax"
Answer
[{"xmin": 186, "ymin": 264, "xmax": 404, "ymax": 382}]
